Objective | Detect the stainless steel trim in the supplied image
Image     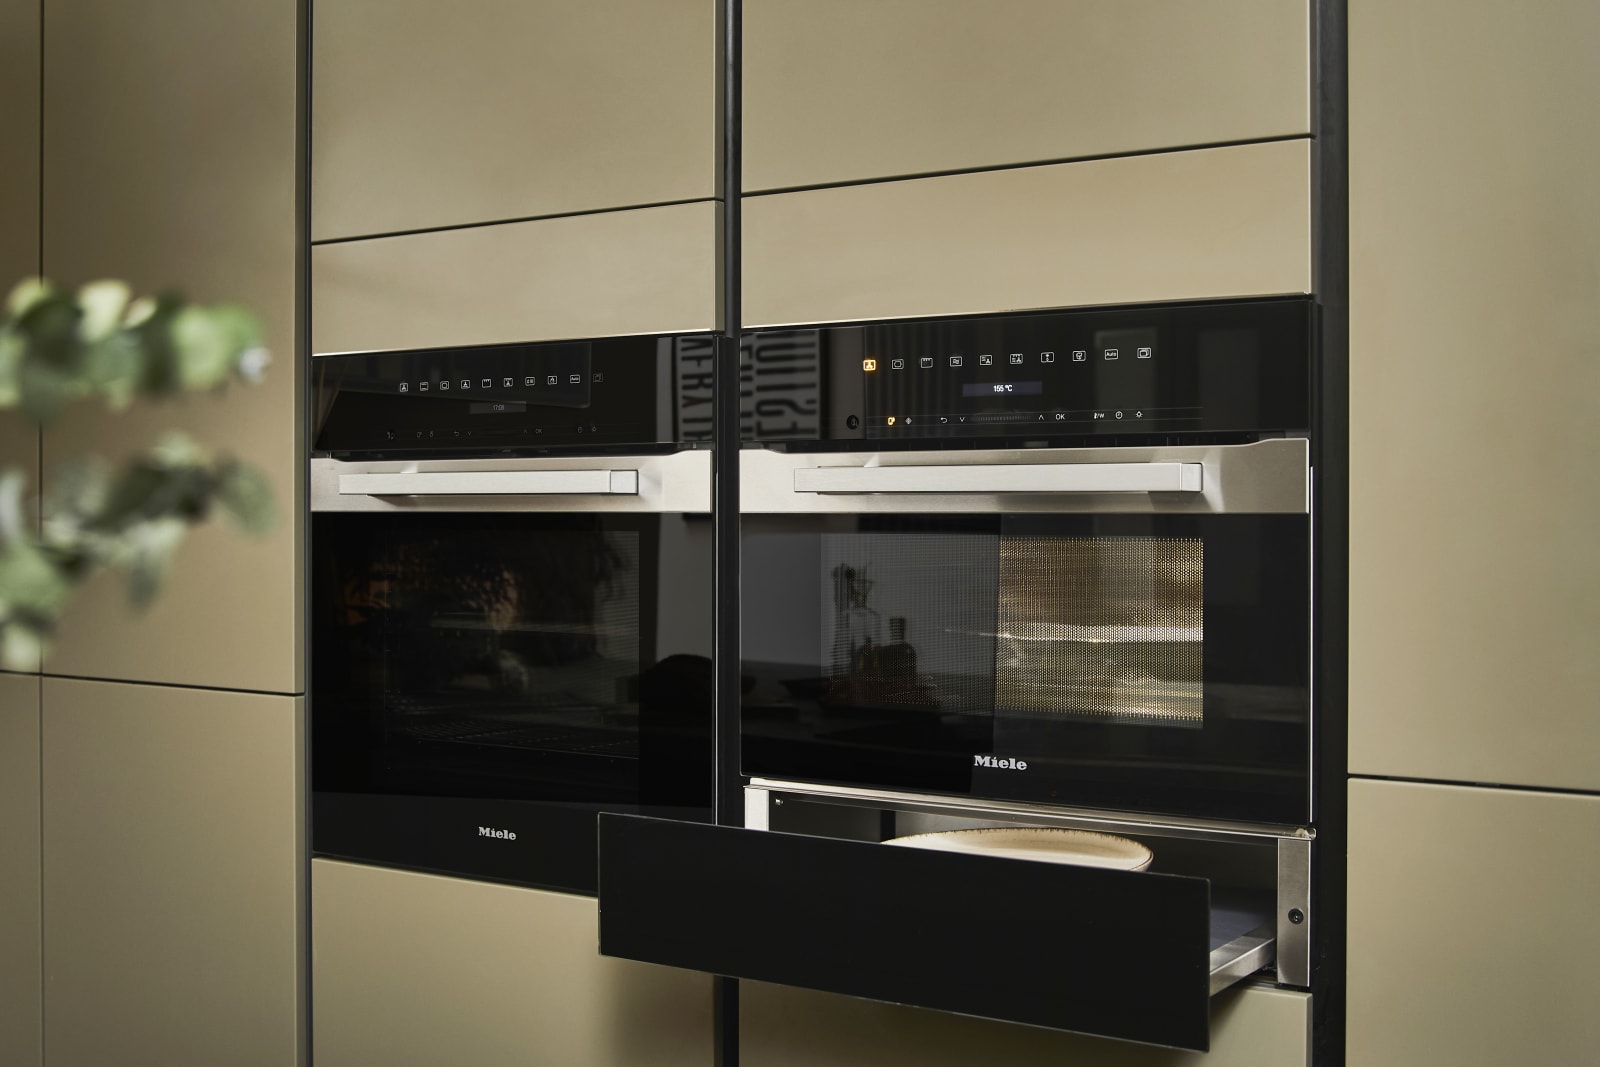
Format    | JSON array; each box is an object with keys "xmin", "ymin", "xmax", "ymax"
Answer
[
  {"xmin": 1209, "ymin": 924, "xmax": 1277, "ymax": 995},
  {"xmin": 742, "ymin": 438, "xmax": 1308, "ymax": 514},
  {"xmin": 792, "ymin": 461, "xmax": 1202, "ymax": 496},
  {"xmin": 337, "ymin": 468, "xmax": 638, "ymax": 497},
  {"xmin": 1276, "ymin": 835, "xmax": 1312, "ymax": 988},
  {"xmin": 310, "ymin": 450, "xmax": 711, "ymax": 513},
  {"xmin": 745, "ymin": 778, "xmax": 1312, "ymax": 846},
  {"xmin": 743, "ymin": 786, "xmax": 771, "ymax": 832}
]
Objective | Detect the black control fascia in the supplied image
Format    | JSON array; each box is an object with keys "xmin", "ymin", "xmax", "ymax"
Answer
[
  {"xmin": 744, "ymin": 297, "xmax": 1310, "ymax": 449},
  {"xmin": 311, "ymin": 333, "xmax": 707, "ymax": 457}
]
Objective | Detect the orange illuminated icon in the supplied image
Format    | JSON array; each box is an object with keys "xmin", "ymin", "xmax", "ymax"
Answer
[
  {"xmin": 886, "ymin": 416, "xmax": 896, "ymax": 426},
  {"xmin": 862, "ymin": 358, "xmax": 878, "ymax": 372}
]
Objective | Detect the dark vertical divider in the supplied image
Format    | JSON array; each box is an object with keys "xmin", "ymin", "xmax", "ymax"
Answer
[
  {"xmin": 712, "ymin": 1, "xmax": 742, "ymax": 1064},
  {"xmin": 1311, "ymin": 2, "xmax": 1349, "ymax": 1065},
  {"xmin": 296, "ymin": 0, "xmax": 313, "ymax": 1063}
]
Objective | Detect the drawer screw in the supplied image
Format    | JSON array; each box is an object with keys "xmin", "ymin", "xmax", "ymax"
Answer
[{"xmin": 1288, "ymin": 908, "xmax": 1305, "ymax": 925}]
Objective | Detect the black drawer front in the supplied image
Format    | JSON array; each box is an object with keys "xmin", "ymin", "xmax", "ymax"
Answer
[{"xmin": 599, "ymin": 815, "xmax": 1214, "ymax": 1050}]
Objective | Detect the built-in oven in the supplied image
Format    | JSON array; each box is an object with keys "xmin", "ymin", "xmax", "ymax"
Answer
[
  {"xmin": 594, "ymin": 298, "xmax": 1318, "ymax": 1051},
  {"xmin": 309, "ymin": 333, "xmax": 714, "ymax": 893},
  {"xmin": 740, "ymin": 297, "xmax": 1313, "ymax": 827}
]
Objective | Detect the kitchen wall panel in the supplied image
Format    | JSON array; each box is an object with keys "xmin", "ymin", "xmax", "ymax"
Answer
[
  {"xmin": 744, "ymin": 0, "xmax": 1310, "ymax": 192},
  {"xmin": 40, "ymin": 0, "xmax": 301, "ymax": 693},
  {"xmin": 741, "ymin": 981, "xmax": 1308, "ymax": 1067},
  {"xmin": 1346, "ymin": 779, "xmax": 1600, "ymax": 1065},
  {"xmin": 312, "ymin": 201, "xmax": 719, "ymax": 354},
  {"xmin": 0, "ymin": 675, "xmax": 41, "ymax": 1067},
  {"xmin": 744, "ymin": 140, "xmax": 1310, "ymax": 328},
  {"xmin": 312, "ymin": 860, "xmax": 713, "ymax": 1067},
  {"xmin": 1348, "ymin": 0, "xmax": 1600, "ymax": 789},
  {"xmin": 312, "ymin": 0, "xmax": 717, "ymax": 241},
  {"xmin": 0, "ymin": 0, "xmax": 38, "ymax": 284},
  {"xmin": 0, "ymin": 0, "xmax": 42, "ymax": 673},
  {"xmin": 41, "ymin": 678, "xmax": 302, "ymax": 1067}
]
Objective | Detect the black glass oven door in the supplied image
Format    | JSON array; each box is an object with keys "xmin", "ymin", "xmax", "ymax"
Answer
[
  {"xmin": 311, "ymin": 493, "xmax": 713, "ymax": 890},
  {"xmin": 740, "ymin": 440, "xmax": 1310, "ymax": 826}
]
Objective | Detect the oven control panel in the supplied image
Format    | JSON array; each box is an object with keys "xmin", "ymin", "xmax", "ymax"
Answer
[
  {"xmin": 313, "ymin": 334, "xmax": 702, "ymax": 455},
  {"xmin": 742, "ymin": 297, "xmax": 1311, "ymax": 445}
]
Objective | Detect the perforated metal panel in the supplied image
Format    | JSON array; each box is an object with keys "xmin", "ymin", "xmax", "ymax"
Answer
[{"xmin": 996, "ymin": 537, "xmax": 1203, "ymax": 725}]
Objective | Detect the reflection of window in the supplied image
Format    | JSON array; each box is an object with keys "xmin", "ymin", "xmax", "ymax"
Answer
[{"xmin": 996, "ymin": 537, "xmax": 1203, "ymax": 725}]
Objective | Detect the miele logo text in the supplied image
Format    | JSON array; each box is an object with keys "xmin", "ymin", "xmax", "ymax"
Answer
[
  {"xmin": 478, "ymin": 826, "xmax": 517, "ymax": 841},
  {"xmin": 974, "ymin": 755, "xmax": 1028, "ymax": 770}
]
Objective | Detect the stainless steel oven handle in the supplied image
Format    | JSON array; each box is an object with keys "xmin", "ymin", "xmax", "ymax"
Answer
[
  {"xmin": 338, "ymin": 469, "xmax": 639, "ymax": 497},
  {"xmin": 792, "ymin": 462, "xmax": 1202, "ymax": 495}
]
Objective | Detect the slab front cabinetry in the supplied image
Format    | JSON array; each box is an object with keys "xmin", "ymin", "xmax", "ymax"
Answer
[
  {"xmin": 741, "ymin": 980, "xmax": 1309, "ymax": 1067},
  {"xmin": 312, "ymin": 0, "xmax": 718, "ymax": 241},
  {"xmin": 744, "ymin": 140, "xmax": 1310, "ymax": 328},
  {"xmin": 40, "ymin": 679, "xmax": 301, "ymax": 1067},
  {"xmin": 312, "ymin": 201, "xmax": 718, "ymax": 354},
  {"xmin": 40, "ymin": 0, "xmax": 300, "ymax": 693},
  {"xmin": 1346, "ymin": 780, "xmax": 1600, "ymax": 1065},
  {"xmin": 744, "ymin": 0, "xmax": 1310, "ymax": 191},
  {"xmin": 1347, "ymin": 0, "xmax": 1600, "ymax": 791},
  {"xmin": 0, "ymin": 675, "xmax": 41, "ymax": 1067},
  {"xmin": 313, "ymin": 860, "xmax": 713, "ymax": 1067}
]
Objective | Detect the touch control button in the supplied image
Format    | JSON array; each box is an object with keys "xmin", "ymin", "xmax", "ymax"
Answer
[
  {"xmin": 920, "ymin": 357, "xmax": 934, "ymax": 369},
  {"xmin": 1072, "ymin": 350, "xmax": 1087, "ymax": 362},
  {"xmin": 1104, "ymin": 349, "xmax": 1120, "ymax": 361},
  {"xmin": 1041, "ymin": 351, "xmax": 1055, "ymax": 363},
  {"xmin": 1137, "ymin": 347, "xmax": 1153, "ymax": 359}
]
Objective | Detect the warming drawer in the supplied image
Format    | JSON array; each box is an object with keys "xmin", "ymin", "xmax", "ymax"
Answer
[{"xmin": 598, "ymin": 810, "xmax": 1296, "ymax": 1052}]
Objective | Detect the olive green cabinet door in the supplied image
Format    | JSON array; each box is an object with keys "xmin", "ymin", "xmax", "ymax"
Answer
[
  {"xmin": 0, "ymin": 0, "xmax": 38, "ymax": 284},
  {"xmin": 312, "ymin": 201, "xmax": 719, "ymax": 354},
  {"xmin": 0, "ymin": 674, "xmax": 41, "ymax": 1067},
  {"xmin": 313, "ymin": 860, "xmax": 713, "ymax": 1067},
  {"xmin": 0, "ymin": 0, "xmax": 41, "ymax": 673},
  {"xmin": 41, "ymin": 680, "xmax": 302, "ymax": 1067},
  {"xmin": 744, "ymin": 140, "xmax": 1310, "ymax": 329},
  {"xmin": 1348, "ymin": 0, "xmax": 1600, "ymax": 789},
  {"xmin": 313, "ymin": 0, "xmax": 719, "ymax": 242},
  {"xmin": 40, "ymin": 0, "xmax": 300, "ymax": 694},
  {"xmin": 740, "ymin": 981, "xmax": 1309, "ymax": 1067},
  {"xmin": 744, "ymin": 0, "xmax": 1310, "ymax": 192},
  {"xmin": 1347, "ymin": 780, "xmax": 1600, "ymax": 1065}
]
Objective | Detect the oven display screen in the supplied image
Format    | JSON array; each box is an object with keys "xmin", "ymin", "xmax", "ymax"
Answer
[{"xmin": 961, "ymin": 381, "xmax": 1044, "ymax": 397}]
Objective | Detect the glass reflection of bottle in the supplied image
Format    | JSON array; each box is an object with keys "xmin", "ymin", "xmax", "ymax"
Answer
[
  {"xmin": 879, "ymin": 616, "xmax": 918, "ymax": 692},
  {"xmin": 831, "ymin": 564, "xmax": 883, "ymax": 683}
]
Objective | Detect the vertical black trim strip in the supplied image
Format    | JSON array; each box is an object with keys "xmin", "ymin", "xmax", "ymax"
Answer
[
  {"xmin": 296, "ymin": 0, "xmax": 314, "ymax": 1063},
  {"xmin": 1311, "ymin": 2, "xmax": 1349, "ymax": 1065},
  {"xmin": 712, "ymin": 1, "xmax": 742, "ymax": 1064}
]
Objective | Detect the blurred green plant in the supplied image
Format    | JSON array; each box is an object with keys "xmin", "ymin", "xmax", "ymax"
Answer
[{"xmin": 0, "ymin": 278, "xmax": 275, "ymax": 669}]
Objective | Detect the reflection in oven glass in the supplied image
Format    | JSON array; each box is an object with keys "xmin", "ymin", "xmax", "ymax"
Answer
[
  {"xmin": 996, "ymin": 536, "xmax": 1203, "ymax": 726},
  {"xmin": 821, "ymin": 533, "xmax": 998, "ymax": 715},
  {"xmin": 339, "ymin": 528, "xmax": 641, "ymax": 756}
]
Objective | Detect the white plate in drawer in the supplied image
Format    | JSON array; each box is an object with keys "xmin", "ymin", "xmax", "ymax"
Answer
[{"xmin": 885, "ymin": 827, "xmax": 1153, "ymax": 872}]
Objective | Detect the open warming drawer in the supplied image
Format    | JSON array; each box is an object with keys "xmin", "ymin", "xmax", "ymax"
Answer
[{"xmin": 598, "ymin": 785, "xmax": 1310, "ymax": 1052}]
